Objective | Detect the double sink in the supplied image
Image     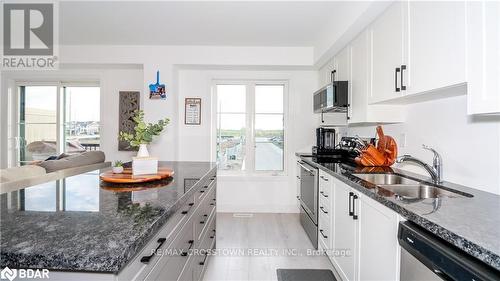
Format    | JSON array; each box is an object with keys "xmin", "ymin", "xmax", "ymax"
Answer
[{"xmin": 352, "ymin": 173, "xmax": 472, "ymax": 200}]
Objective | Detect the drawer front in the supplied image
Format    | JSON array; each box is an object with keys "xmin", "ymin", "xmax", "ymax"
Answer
[
  {"xmin": 145, "ymin": 219, "xmax": 195, "ymax": 281},
  {"xmin": 193, "ymin": 215, "xmax": 216, "ymax": 281},
  {"xmin": 118, "ymin": 194, "xmax": 197, "ymax": 281},
  {"xmin": 195, "ymin": 175, "xmax": 216, "ymax": 204},
  {"xmin": 318, "ymin": 172, "xmax": 332, "ymax": 200},
  {"xmin": 318, "ymin": 196, "xmax": 331, "ymax": 220},
  {"xmin": 194, "ymin": 183, "xmax": 216, "ymax": 242},
  {"xmin": 318, "ymin": 216, "xmax": 331, "ymax": 250}
]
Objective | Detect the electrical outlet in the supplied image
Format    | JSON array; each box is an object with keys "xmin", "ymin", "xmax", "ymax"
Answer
[{"xmin": 399, "ymin": 133, "xmax": 407, "ymax": 148}]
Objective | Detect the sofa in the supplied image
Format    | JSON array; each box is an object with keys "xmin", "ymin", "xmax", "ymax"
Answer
[{"xmin": 0, "ymin": 151, "xmax": 110, "ymax": 193}]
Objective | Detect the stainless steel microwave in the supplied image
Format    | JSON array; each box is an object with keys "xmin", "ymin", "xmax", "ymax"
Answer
[{"xmin": 313, "ymin": 81, "xmax": 348, "ymax": 113}]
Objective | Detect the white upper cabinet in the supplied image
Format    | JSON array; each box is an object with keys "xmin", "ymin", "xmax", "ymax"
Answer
[
  {"xmin": 370, "ymin": 1, "xmax": 407, "ymax": 103},
  {"xmin": 334, "ymin": 47, "xmax": 350, "ymax": 82},
  {"xmin": 407, "ymin": 1, "xmax": 466, "ymax": 95},
  {"xmin": 349, "ymin": 27, "xmax": 405, "ymax": 124},
  {"xmin": 466, "ymin": 1, "xmax": 500, "ymax": 115},
  {"xmin": 349, "ymin": 30, "xmax": 370, "ymax": 123}
]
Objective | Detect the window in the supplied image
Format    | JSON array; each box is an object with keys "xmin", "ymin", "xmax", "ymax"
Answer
[
  {"xmin": 17, "ymin": 84, "xmax": 100, "ymax": 165},
  {"xmin": 215, "ymin": 82, "xmax": 286, "ymax": 174}
]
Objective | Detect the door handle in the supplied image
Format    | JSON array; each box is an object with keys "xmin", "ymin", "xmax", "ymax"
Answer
[
  {"xmin": 352, "ymin": 194, "xmax": 359, "ymax": 220},
  {"xmin": 395, "ymin": 67, "xmax": 401, "ymax": 92},
  {"xmin": 348, "ymin": 192, "xmax": 354, "ymax": 216},
  {"xmin": 401, "ymin": 65, "xmax": 407, "ymax": 91}
]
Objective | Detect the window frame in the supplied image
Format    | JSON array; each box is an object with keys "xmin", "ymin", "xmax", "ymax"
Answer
[
  {"xmin": 213, "ymin": 80, "xmax": 289, "ymax": 176},
  {"xmin": 14, "ymin": 81, "xmax": 100, "ymax": 165}
]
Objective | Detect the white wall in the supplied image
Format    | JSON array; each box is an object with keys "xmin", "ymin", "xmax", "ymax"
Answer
[
  {"xmin": 177, "ymin": 68, "xmax": 317, "ymax": 212},
  {"xmin": 348, "ymin": 93, "xmax": 500, "ymax": 195}
]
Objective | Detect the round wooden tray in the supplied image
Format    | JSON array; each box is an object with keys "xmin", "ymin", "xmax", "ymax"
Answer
[{"xmin": 100, "ymin": 167, "xmax": 174, "ymax": 183}]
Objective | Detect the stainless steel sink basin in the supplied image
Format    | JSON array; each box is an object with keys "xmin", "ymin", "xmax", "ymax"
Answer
[
  {"xmin": 353, "ymin": 173, "xmax": 420, "ymax": 185},
  {"xmin": 352, "ymin": 173, "xmax": 470, "ymax": 199},
  {"xmin": 378, "ymin": 184, "xmax": 465, "ymax": 199}
]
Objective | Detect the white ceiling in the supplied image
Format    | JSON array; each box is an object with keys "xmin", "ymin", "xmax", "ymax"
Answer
[{"xmin": 59, "ymin": 1, "xmax": 375, "ymax": 47}]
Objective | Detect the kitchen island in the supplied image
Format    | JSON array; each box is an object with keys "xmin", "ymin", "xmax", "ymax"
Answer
[{"xmin": 0, "ymin": 161, "xmax": 217, "ymax": 281}]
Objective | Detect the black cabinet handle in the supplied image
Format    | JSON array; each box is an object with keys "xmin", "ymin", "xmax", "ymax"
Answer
[
  {"xmin": 331, "ymin": 70, "xmax": 336, "ymax": 83},
  {"xmin": 320, "ymin": 191, "xmax": 329, "ymax": 198},
  {"xmin": 181, "ymin": 240, "xmax": 194, "ymax": 256},
  {"xmin": 200, "ymin": 190, "xmax": 205, "ymax": 193},
  {"xmin": 181, "ymin": 202, "xmax": 194, "ymax": 215},
  {"xmin": 352, "ymin": 194, "xmax": 359, "ymax": 220},
  {"xmin": 320, "ymin": 229, "xmax": 328, "ymax": 239},
  {"xmin": 348, "ymin": 192, "xmax": 354, "ymax": 216},
  {"xmin": 320, "ymin": 206, "xmax": 328, "ymax": 214},
  {"xmin": 199, "ymin": 252, "xmax": 209, "ymax": 266},
  {"xmin": 140, "ymin": 238, "xmax": 167, "ymax": 263},
  {"xmin": 395, "ymin": 67, "xmax": 401, "ymax": 92},
  {"xmin": 401, "ymin": 65, "xmax": 407, "ymax": 91}
]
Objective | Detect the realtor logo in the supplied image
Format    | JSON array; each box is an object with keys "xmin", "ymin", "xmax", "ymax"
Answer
[
  {"xmin": 2, "ymin": 2, "xmax": 58, "ymax": 69},
  {"xmin": 3, "ymin": 3, "xmax": 53, "ymax": 56},
  {"xmin": 0, "ymin": 267, "xmax": 17, "ymax": 281}
]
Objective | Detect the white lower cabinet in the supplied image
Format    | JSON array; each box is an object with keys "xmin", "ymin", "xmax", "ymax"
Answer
[
  {"xmin": 357, "ymin": 193, "xmax": 400, "ymax": 281},
  {"xmin": 332, "ymin": 180, "xmax": 358, "ymax": 281},
  {"xmin": 330, "ymin": 177, "xmax": 400, "ymax": 281}
]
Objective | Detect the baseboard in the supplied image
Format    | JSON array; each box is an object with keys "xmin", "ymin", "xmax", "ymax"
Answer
[{"xmin": 217, "ymin": 204, "xmax": 299, "ymax": 213}]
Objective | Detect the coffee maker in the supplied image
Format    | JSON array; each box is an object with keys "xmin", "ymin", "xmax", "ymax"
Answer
[{"xmin": 312, "ymin": 127, "xmax": 341, "ymax": 156}]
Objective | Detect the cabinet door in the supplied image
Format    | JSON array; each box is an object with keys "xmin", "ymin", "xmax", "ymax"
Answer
[
  {"xmin": 357, "ymin": 194, "xmax": 400, "ymax": 281},
  {"xmin": 349, "ymin": 30, "xmax": 370, "ymax": 123},
  {"xmin": 371, "ymin": 1, "xmax": 407, "ymax": 103},
  {"xmin": 332, "ymin": 179, "xmax": 358, "ymax": 281},
  {"xmin": 466, "ymin": 1, "xmax": 500, "ymax": 114},
  {"xmin": 334, "ymin": 47, "xmax": 350, "ymax": 82},
  {"xmin": 407, "ymin": 1, "xmax": 466, "ymax": 95}
]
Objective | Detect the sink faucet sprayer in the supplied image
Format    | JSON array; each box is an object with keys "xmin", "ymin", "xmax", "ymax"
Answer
[{"xmin": 396, "ymin": 145, "xmax": 443, "ymax": 184}]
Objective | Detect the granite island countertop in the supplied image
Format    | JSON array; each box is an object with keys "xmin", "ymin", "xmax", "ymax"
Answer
[
  {"xmin": 0, "ymin": 161, "xmax": 216, "ymax": 273},
  {"xmin": 296, "ymin": 153, "xmax": 500, "ymax": 271}
]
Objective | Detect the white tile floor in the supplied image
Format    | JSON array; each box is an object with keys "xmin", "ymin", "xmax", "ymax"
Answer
[{"xmin": 203, "ymin": 213, "xmax": 340, "ymax": 281}]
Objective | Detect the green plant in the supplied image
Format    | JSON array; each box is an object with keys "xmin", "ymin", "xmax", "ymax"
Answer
[
  {"xmin": 119, "ymin": 110, "xmax": 170, "ymax": 147},
  {"xmin": 113, "ymin": 160, "xmax": 123, "ymax": 167}
]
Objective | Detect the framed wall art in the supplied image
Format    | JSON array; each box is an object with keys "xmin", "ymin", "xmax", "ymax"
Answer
[{"xmin": 185, "ymin": 98, "xmax": 201, "ymax": 125}]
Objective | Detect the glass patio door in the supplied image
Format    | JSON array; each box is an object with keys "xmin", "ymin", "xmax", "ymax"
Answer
[
  {"xmin": 17, "ymin": 84, "xmax": 100, "ymax": 166},
  {"xmin": 18, "ymin": 85, "xmax": 58, "ymax": 165}
]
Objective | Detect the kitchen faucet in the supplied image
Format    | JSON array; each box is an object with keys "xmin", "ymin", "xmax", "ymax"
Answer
[{"xmin": 396, "ymin": 145, "xmax": 443, "ymax": 184}]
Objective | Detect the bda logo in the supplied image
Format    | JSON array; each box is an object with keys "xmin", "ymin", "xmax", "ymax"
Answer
[{"xmin": 0, "ymin": 267, "xmax": 17, "ymax": 281}]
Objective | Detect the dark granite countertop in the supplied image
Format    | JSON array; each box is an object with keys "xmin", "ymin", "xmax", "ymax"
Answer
[
  {"xmin": 0, "ymin": 161, "xmax": 216, "ymax": 273},
  {"xmin": 296, "ymin": 153, "xmax": 500, "ymax": 271}
]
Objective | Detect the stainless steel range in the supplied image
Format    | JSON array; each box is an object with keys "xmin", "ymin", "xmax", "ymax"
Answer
[{"xmin": 297, "ymin": 160, "xmax": 318, "ymax": 248}]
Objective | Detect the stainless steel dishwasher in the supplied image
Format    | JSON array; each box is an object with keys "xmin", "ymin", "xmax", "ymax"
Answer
[{"xmin": 398, "ymin": 221, "xmax": 500, "ymax": 281}]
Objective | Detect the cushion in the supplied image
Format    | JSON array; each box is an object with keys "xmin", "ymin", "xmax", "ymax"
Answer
[
  {"xmin": 0, "ymin": 165, "xmax": 47, "ymax": 183},
  {"xmin": 39, "ymin": 151, "xmax": 105, "ymax": 173}
]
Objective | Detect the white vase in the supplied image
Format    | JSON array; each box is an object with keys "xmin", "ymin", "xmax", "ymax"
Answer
[
  {"xmin": 112, "ymin": 166, "xmax": 124, "ymax": 174},
  {"xmin": 137, "ymin": 143, "xmax": 150, "ymax": 157}
]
